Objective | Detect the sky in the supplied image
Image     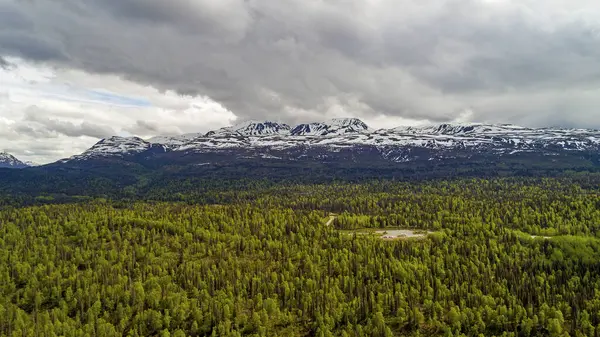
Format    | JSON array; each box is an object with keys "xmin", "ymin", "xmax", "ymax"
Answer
[{"xmin": 2, "ymin": 0, "xmax": 600, "ymax": 164}]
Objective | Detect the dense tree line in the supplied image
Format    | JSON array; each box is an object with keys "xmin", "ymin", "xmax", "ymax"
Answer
[
  {"xmin": 1, "ymin": 178, "xmax": 600, "ymax": 335},
  {"xmin": 2, "ymin": 154, "xmax": 600, "ymax": 200}
]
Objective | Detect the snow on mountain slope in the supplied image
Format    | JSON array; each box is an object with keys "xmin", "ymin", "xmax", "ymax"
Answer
[
  {"xmin": 64, "ymin": 136, "xmax": 154, "ymax": 161},
  {"xmin": 290, "ymin": 118, "xmax": 370, "ymax": 136},
  {"xmin": 148, "ymin": 133, "xmax": 204, "ymax": 149},
  {"xmin": 391, "ymin": 123, "xmax": 531, "ymax": 135},
  {"xmin": 207, "ymin": 121, "xmax": 291, "ymax": 137},
  {"xmin": 58, "ymin": 118, "xmax": 600, "ymax": 164},
  {"xmin": 170, "ymin": 120, "xmax": 600, "ymax": 156},
  {"xmin": 175, "ymin": 135, "xmax": 247, "ymax": 151},
  {"xmin": 0, "ymin": 152, "xmax": 29, "ymax": 168}
]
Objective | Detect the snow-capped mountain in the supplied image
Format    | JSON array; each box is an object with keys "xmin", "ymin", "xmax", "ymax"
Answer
[
  {"xmin": 57, "ymin": 118, "xmax": 600, "ymax": 165},
  {"xmin": 207, "ymin": 121, "xmax": 291, "ymax": 137},
  {"xmin": 391, "ymin": 123, "xmax": 531, "ymax": 135},
  {"xmin": 291, "ymin": 118, "xmax": 370, "ymax": 136},
  {"xmin": 148, "ymin": 133, "xmax": 204, "ymax": 145},
  {"xmin": 0, "ymin": 152, "xmax": 29, "ymax": 168},
  {"xmin": 63, "ymin": 136, "xmax": 156, "ymax": 162},
  {"xmin": 147, "ymin": 133, "xmax": 204, "ymax": 150}
]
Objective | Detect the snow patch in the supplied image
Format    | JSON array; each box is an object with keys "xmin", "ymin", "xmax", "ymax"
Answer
[{"xmin": 0, "ymin": 152, "xmax": 29, "ymax": 168}]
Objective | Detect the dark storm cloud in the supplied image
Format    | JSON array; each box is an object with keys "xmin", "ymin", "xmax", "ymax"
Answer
[
  {"xmin": 2, "ymin": 0, "xmax": 600, "ymax": 127},
  {"xmin": 0, "ymin": 33, "xmax": 67, "ymax": 62}
]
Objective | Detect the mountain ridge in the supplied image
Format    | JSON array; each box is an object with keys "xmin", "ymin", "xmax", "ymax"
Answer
[
  {"xmin": 207, "ymin": 120, "xmax": 292, "ymax": 137},
  {"xmin": 290, "ymin": 118, "xmax": 371, "ymax": 136},
  {"xmin": 52, "ymin": 118, "xmax": 600, "ymax": 165}
]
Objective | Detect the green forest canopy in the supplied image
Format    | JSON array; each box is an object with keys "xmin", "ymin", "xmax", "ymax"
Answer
[{"xmin": 2, "ymin": 178, "xmax": 600, "ymax": 336}]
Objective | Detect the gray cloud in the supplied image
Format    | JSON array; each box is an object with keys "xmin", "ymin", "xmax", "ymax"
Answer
[
  {"xmin": 1, "ymin": 0, "xmax": 600, "ymax": 127},
  {"xmin": 132, "ymin": 120, "xmax": 159, "ymax": 133},
  {"xmin": 125, "ymin": 120, "xmax": 183, "ymax": 136},
  {"xmin": 0, "ymin": 56, "xmax": 10, "ymax": 70},
  {"xmin": 24, "ymin": 106, "xmax": 116, "ymax": 138},
  {"xmin": 14, "ymin": 123, "xmax": 56, "ymax": 139},
  {"xmin": 4, "ymin": 143, "xmax": 63, "ymax": 156}
]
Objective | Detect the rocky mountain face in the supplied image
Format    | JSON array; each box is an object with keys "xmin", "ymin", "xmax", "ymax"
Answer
[
  {"xmin": 290, "ymin": 118, "xmax": 370, "ymax": 136},
  {"xmin": 55, "ymin": 118, "xmax": 600, "ymax": 166},
  {"xmin": 207, "ymin": 121, "xmax": 292, "ymax": 137}
]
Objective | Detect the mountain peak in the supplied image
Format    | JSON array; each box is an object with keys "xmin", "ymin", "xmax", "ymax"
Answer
[
  {"xmin": 207, "ymin": 120, "xmax": 291, "ymax": 137},
  {"xmin": 290, "ymin": 117, "xmax": 370, "ymax": 136},
  {"xmin": 329, "ymin": 117, "xmax": 368, "ymax": 126},
  {"xmin": 64, "ymin": 136, "xmax": 153, "ymax": 162},
  {"xmin": 99, "ymin": 135, "xmax": 144, "ymax": 143},
  {"xmin": 0, "ymin": 151, "xmax": 29, "ymax": 168}
]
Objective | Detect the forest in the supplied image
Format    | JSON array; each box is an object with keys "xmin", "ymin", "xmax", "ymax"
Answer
[{"xmin": 2, "ymin": 177, "xmax": 600, "ymax": 336}]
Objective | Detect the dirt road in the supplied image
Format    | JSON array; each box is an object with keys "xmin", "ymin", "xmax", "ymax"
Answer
[{"xmin": 325, "ymin": 215, "xmax": 336, "ymax": 227}]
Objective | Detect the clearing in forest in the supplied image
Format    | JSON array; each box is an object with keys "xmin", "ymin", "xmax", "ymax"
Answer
[{"xmin": 338, "ymin": 228, "xmax": 435, "ymax": 240}]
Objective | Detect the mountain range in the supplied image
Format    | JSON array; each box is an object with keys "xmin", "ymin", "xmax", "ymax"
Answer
[
  {"xmin": 3, "ymin": 117, "xmax": 600, "ymax": 173},
  {"xmin": 50, "ymin": 118, "xmax": 599, "ymax": 166},
  {"xmin": 1, "ymin": 117, "xmax": 599, "ymax": 198},
  {"xmin": 0, "ymin": 118, "xmax": 600, "ymax": 168}
]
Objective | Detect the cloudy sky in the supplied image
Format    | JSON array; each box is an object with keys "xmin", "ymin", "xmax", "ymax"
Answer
[{"xmin": 2, "ymin": 0, "xmax": 600, "ymax": 163}]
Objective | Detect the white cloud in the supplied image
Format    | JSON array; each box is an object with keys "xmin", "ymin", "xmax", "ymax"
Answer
[{"xmin": 0, "ymin": 57, "xmax": 238, "ymax": 164}]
